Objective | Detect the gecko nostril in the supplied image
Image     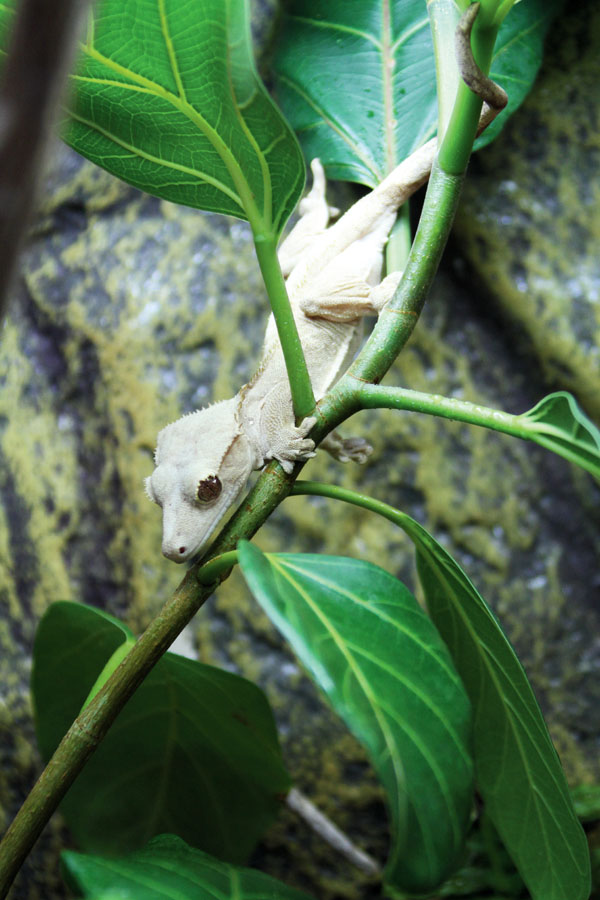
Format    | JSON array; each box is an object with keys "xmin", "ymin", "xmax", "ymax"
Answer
[{"xmin": 178, "ymin": 547, "xmax": 186, "ymax": 555}]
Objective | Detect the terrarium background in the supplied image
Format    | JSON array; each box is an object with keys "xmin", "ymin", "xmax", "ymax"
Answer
[{"xmin": 0, "ymin": 2, "xmax": 598, "ymax": 898}]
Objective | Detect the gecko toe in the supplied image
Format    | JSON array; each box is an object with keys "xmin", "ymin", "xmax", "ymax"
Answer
[{"xmin": 298, "ymin": 415, "xmax": 318, "ymax": 437}]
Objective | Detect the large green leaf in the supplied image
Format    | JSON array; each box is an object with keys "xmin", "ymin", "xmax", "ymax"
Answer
[
  {"xmin": 0, "ymin": 0, "xmax": 305, "ymax": 234},
  {"xmin": 404, "ymin": 521, "xmax": 591, "ymax": 900},
  {"xmin": 31, "ymin": 604, "xmax": 134, "ymax": 746},
  {"xmin": 272, "ymin": 0, "xmax": 562, "ymax": 187},
  {"xmin": 272, "ymin": 0, "xmax": 435, "ymax": 187},
  {"xmin": 521, "ymin": 391, "xmax": 600, "ymax": 479},
  {"xmin": 289, "ymin": 484, "xmax": 591, "ymax": 900},
  {"xmin": 238, "ymin": 542, "xmax": 473, "ymax": 894},
  {"xmin": 32, "ymin": 602, "xmax": 290, "ymax": 862},
  {"xmin": 62, "ymin": 834, "xmax": 316, "ymax": 900}
]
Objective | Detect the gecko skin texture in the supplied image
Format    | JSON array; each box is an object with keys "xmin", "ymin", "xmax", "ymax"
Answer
[{"xmin": 146, "ymin": 145, "xmax": 435, "ymax": 562}]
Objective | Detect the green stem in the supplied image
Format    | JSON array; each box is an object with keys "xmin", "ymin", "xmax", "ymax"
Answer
[
  {"xmin": 315, "ymin": 160, "xmax": 464, "ymax": 415},
  {"xmin": 427, "ymin": 0, "xmax": 461, "ymax": 142},
  {"xmin": 291, "ymin": 480, "xmax": 411, "ymax": 533},
  {"xmin": 253, "ymin": 233, "xmax": 315, "ymax": 420},
  {"xmin": 0, "ymin": 570, "xmax": 212, "ymax": 897},
  {"xmin": 385, "ymin": 202, "xmax": 412, "ymax": 274},
  {"xmin": 357, "ymin": 384, "xmax": 600, "ymax": 479},
  {"xmin": 0, "ymin": 463, "xmax": 292, "ymax": 898},
  {"xmin": 196, "ymin": 550, "xmax": 239, "ymax": 584},
  {"xmin": 356, "ymin": 383, "xmax": 529, "ymax": 438},
  {"xmin": 438, "ymin": 18, "xmax": 498, "ymax": 175}
]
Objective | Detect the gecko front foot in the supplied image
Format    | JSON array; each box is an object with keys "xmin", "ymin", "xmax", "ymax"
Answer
[
  {"xmin": 321, "ymin": 432, "xmax": 373, "ymax": 464},
  {"xmin": 271, "ymin": 415, "xmax": 317, "ymax": 474}
]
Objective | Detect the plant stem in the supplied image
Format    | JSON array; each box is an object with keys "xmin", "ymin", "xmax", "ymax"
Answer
[
  {"xmin": 289, "ymin": 483, "xmax": 438, "ymax": 567},
  {"xmin": 438, "ymin": 9, "xmax": 498, "ymax": 175},
  {"xmin": 290, "ymin": 480, "xmax": 411, "ymax": 531},
  {"xmin": 196, "ymin": 550, "xmax": 239, "ymax": 584},
  {"xmin": 356, "ymin": 385, "xmax": 600, "ymax": 479},
  {"xmin": 0, "ymin": 464, "xmax": 291, "ymax": 898},
  {"xmin": 253, "ymin": 233, "xmax": 316, "ymax": 420},
  {"xmin": 427, "ymin": 0, "xmax": 461, "ymax": 142},
  {"xmin": 311, "ymin": 159, "xmax": 464, "ymax": 434},
  {"xmin": 289, "ymin": 482, "xmax": 433, "ymax": 572},
  {"xmin": 356, "ymin": 383, "xmax": 529, "ymax": 437},
  {"xmin": 0, "ymin": 570, "xmax": 211, "ymax": 897},
  {"xmin": 385, "ymin": 202, "xmax": 412, "ymax": 274}
]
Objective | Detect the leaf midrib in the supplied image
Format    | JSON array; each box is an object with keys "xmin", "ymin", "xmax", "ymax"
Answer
[
  {"xmin": 276, "ymin": 559, "xmax": 468, "ymax": 838},
  {"xmin": 344, "ymin": 637, "xmax": 471, "ymax": 768},
  {"xmin": 282, "ymin": 557, "xmax": 463, "ymax": 686},
  {"xmin": 275, "ymin": 71, "xmax": 380, "ymax": 183},
  {"xmin": 158, "ymin": 0, "xmax": 186, "ymax": 100},
  {"xmin": 269, "ymin": 555, "xmax": 441, "ymax": 874},
  {"xmin": 224, "ymin": 0, "xmax": 272, "ymax": 226},
  {"xmin": 381, "ymin": 0, "xmax": 396, "ymax": 174}
]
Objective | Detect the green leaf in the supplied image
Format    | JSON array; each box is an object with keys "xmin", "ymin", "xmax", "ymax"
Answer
[
  {"xmin": 289, "ymin": 484, "xmax": 592, "ymax": 900},
  {"xmin": 32, "ymin": 603, "xmax": 135, "ymax": 755},
  {"xmin": 272, "ymin": 0, "xmax": 436, "ymax": 187},
  {"xmin": 62, "ymin": 834, "xmax": 316, "ymax": 900},
  {"xmin": 522, "ymin": 391, "xmax": 600, "ymax": 480},
  {"xmin": 401, "ymin": 520, "xmax": 591, "ymax": 900},
  {"xmin": 238, "ymin": 542, "xmax": 473, "ymax": 894},
  {"xmin": 272, "ymin": 0, "xmax": 562, "ymax": 187},
  {"xmin": 32, "ymin": 602, "xmax": 290, "ymax": 862},
  {"xmin": 0, "ymin": 0, "xmax": 305, "ymax": 233}
]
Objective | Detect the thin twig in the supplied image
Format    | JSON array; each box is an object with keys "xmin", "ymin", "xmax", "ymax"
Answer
[{"xmin": 287, "ymin": 788, "xmax": 381, "ymax": 877}]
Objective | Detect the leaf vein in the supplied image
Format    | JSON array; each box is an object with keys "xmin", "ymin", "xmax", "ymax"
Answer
[
  {"xmin": 275, "ymin": 72, "xmax": 381, "ymax": 183},
  {"xmin": 157, "ymin": 0, "xmax": 187, "ymax": 101},
  {"xmin": 289, "ymin": 14, "xmax": 382, "ymax": 49},
  {"xmin": 68, "ymin": 110, "xmax": 244, "ymax": 208}
]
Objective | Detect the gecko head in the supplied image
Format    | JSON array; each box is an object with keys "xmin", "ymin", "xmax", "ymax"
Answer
[{"xmin": 145, "ymin": 399, "xmax": 254, "ymax": 563}]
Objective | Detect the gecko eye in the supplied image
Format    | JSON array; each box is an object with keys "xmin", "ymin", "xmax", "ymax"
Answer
[{"xmin": 197, "ymin": 475, "xmax": 222, "ymax": 503}]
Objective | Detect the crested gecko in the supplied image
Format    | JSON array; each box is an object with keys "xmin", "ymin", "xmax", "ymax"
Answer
[{"xmin": 145, "ymin": 142, "xmax": 436, "ymax": 562}]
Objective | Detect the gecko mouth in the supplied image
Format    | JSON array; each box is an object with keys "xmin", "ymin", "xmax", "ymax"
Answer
[
  {"xmin": 162, "ymin": 520, "xmax": 221, "ymax": 564},
  {"xmin": 163, "ymin": 538, "xmax": 209, "ymax": 564},
  {"xmin": 162, "ymin": 544, "xmax": 192, "ymax": 563}
]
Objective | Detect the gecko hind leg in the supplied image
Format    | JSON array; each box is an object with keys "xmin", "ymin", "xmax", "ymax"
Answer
[
  {"xmin": 321, "ymin": 431, "xmax": 373, "ymax": 464},
  {"xmin": 368, "ymin": 270, "xmax": 403, "ymax": 311}
]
